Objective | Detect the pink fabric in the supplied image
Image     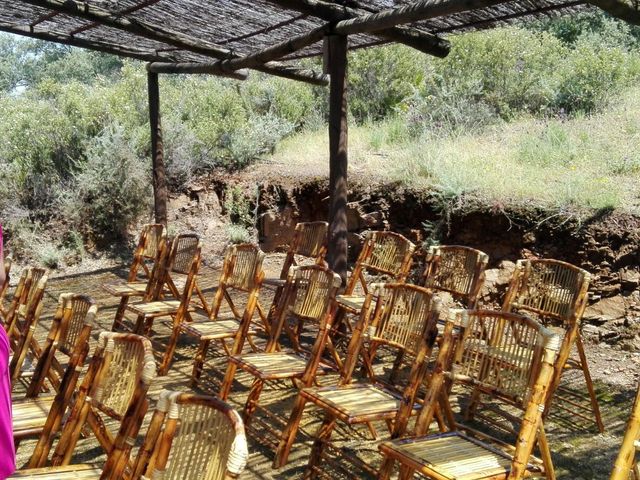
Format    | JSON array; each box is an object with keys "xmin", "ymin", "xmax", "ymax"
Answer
[{"xmin": 0, "ymin": 225, "xmax": 15, "ymax": 478}]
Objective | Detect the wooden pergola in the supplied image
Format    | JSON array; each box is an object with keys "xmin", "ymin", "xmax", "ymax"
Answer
[{"xmin": 1, "ymin": 0, "xmax": 639, "ymax": 282}]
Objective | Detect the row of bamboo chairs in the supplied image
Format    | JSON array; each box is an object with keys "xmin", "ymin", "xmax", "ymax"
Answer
[
  {"xmin": 90, "ymin": 221, "xmax": 613, "ymax": 478},
  {"xmin": 1, "ymin": 261, "xmax": 249, "ymax": 478},
  {"xmin": 5, "ymin": 221, "xmax": 640, "ymax": 478}
]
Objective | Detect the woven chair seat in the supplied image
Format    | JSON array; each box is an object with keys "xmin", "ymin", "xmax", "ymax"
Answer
[
  {"xmin": 13, "ymin": 396, "xmax": 54, "ymax": 437},
  {"xmin": 336, "ymin": 294, "xmax": 366, "ymax": 313},
  {"xmin": 9, "ymin": 465, "xmax": 101, "ymax": 479},
  {"xmin": 102, "ymin": 281, "xmax": 147, "ymax": 296},
  {"xmin": 230, "ymin": 352, "xmax": 333, "ymax": 380},
  {"xmin": 301, "ymin": 383, "xmax": 415, "ymax": 423},
  {"xmin": 181, "ymin": 318, "xmax": 260, "ymax": 340},
  {"xmin": 126, "ymin": 300, "xmax": 194, "ymax": 317},
  {"xmin": 380, "ymin": 432, "xmax": 541, "ymax": 480}
]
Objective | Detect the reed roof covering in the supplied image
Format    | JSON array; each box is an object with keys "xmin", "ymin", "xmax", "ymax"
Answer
[{"xmin": 0, "ymin": 1, "xmax": 629, "ymax": 83}]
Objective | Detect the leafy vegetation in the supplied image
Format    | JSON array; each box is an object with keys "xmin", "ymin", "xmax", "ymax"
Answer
[{"xmin": 1, "ymin": 10, "xmax": 640, "ymax": 263}]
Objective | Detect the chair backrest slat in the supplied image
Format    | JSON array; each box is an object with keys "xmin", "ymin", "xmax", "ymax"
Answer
[
  {"xmin": 345, "ymin": 231, "xmax": 415, "ymax": 296},
  {"xmin": 278, "ymin": 222, "xmax": 328, "ymax": 279},
  {"xmin": 132, "ymin": 391, "xmax": 248, "ymax": 480},
  {"xmin": 424, "ymin": 245, "xmax": 488, "ymax": 308},
  {"xmin": 503, "ymin": 259, "xmax": 590, "ymax": 327},
  {"xmin": 225, "ymin": 244, "xmax": 265, "ymax": 292}
]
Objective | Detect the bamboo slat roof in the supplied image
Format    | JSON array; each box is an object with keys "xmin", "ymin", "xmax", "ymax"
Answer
[{"xmin": 0, "ymin": 1, "xmax": 627, "ymax": 82}]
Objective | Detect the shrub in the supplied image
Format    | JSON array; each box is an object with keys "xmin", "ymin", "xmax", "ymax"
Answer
[
  {"xmin": 61, "ymin": 124, "xmax": 151, "ymax": 244},
  {"xmin": 224, "ymin": 114, "xmax": 293, "ymax": 168},
  {"xmin": 227, "ymin": 224, "xmax": 252, "ymax": 244}
]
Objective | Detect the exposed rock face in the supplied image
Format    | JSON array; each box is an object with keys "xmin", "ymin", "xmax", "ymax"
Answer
[{"xmin": 190, "ymin": 175, "xmax": 640, "ymax": 351}]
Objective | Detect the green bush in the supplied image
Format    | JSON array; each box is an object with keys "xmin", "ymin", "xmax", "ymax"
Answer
[{"xmin": 60, "ymin": 124, "xmax": 151, "ymax": 244}]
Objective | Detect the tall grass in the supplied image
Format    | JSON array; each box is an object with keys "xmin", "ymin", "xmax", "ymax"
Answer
[{"xmin": 269, "ymin": 87, "xmax": 640, "ymax": 214}]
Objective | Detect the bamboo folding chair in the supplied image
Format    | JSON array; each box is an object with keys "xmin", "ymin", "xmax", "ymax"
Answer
[
  {"xmin": 9, "ymin": 274, "xmax": 48, "ymax": 384},
  {"xmin": 610, "ymin": 381, "xmax": 640, "ymax": 480},
  {"xmin": 263, "ymin": 221, "xmax": 328, "ymax": 289},
  {"xmin": 219, "ymin": 265, "xmax": 341, "ymax": 448},
  {"xmin": 501, "ymin": 258, "xmax": 603, "ymax": 432},
  {"xmin": 336, "ymin": 231, "xmax": 416, "ymax": 315},
  {"xmin": 10, "ymin": 390, "xmax": 248, "ymax": 480},
  {"xmin": 423, "ymin": 244, "xmax": 489, "ymax": 308},
  {"xmin": 125, "ymin": 233, "xmax": 202, "ymax": 375},
  {"xmin": 274, "ymin": 283, "xmax": 441, "ymax": 472},
  {"xmin": 377, "ymin": 309, "xmax": 561, "ymax": 480},
  {"xmin": 25, "ymin": 332, "xmax": 156, "ymax": 473},
  {"xmin": 20, "ymin": 294, "xmax": 97, "ymax": 398},
  {"xmin": 12, "ymin": 320, "xmax": 93, "ymax": 448},
  {"xmin": 179, "ymin": 243, "xmax": 265, "ymax": 387},
  {"xmin": 103, "ymin": 225, "xmax": 167, "ymax": 331},
  {"xmin": 4, "ymin": 266, "xmax": 48, "ymax": 338}
]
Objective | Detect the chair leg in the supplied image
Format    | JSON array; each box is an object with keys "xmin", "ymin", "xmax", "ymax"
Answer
[
  {"xmin": 377, "ymin": 456, "xmax": 396, "ymax": 480},
  {"xmin": 191, "ymin": 339, "xmax": 210, "ymax": 387},
  {"xmin": 537, "ymin": 424, "xmax": 556, "ymax": 480},
  {"xmin": 159, "ymin": 321, "xmax": 182, "ymax": 376},
  {"xmin": 111, "ymin": 297, "xmax": 129, "ymax": 332},
  {"xmin": 219, "ymin": 362, "xmax": 239, "ymax": 401},
  {"xmin": 274, "ymin": 394, "xmax": 309, "ymax": 469},
  {"xmin": 305, "ymin": 412, "xmax": 337, "ymax": 479},
  {"xmin": 576, "ymin": 334, "xmax": 605, "ymax": 433},
  {"xmin": 242, "ymin": 378, "xmax": 265, "ymax": 428},
  {"xmin": 52, "ymin": 401, "xmax": 92, "ymax": 466},
  {"xmin": 399, "ymin": 465, "xmax": 414, "ymax": 480}
]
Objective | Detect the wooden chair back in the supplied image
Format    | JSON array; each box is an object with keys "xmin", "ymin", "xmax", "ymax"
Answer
[
  {"xmin": 503, "ymin": 258, "xmax": 590, "ymax": 327},
  {"xmin": 278, "ymin": 221, "xmax": 328, "ymax": 279},
  {"xmin": 25, "ymin": 294, "xmax": 97, "ymax": 397},
  {"xmin": 161, "ymin": 233, "xmax": 201, "ymax": 298},
  {"xmin": 611, "ymin": 381, "xmax": 640, "ymax": 480},
  {"xmin": 49, "ymin": 332, "xmax": 156, "ymax": 471},
  {"xmin": 266, "ymin": 265, "xmax": 341, "ymax": 354},
  {"xmin": 344, "ymin": 231, "xmax": 415, "ymax": 296},
  {"xmin": 423, "ymin": 245, "xmax": 488, "ymax": 308},
  {"xmin": 211, "ymin": 243, "xmax": 266, "ymax": 318},
  {"xmin": 9, "ymin": 274, "xmax": 48, "ymax": 382},
  {"xmin": 131, "ymin": 390, "xmax": 248, "ymax": 480},
  {"xmin": 4, "ymin": 267, "xmax": 48, "ymax": 336},
  {"xmin": 342, "ymin": 283, "xmax": 441, "ymax": 387},
  {"xmin": 127, "ymin": 223, "xmax": 166, "ymax": 282}
]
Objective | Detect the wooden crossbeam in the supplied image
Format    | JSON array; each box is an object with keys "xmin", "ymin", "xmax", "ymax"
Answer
[
  {"xmin": 263, "ymin": 0, "xmax": 462, "ymax": 57},
  {"xmin": 18, "ymin": 0, "xmax": 328, "ymax": 85},
  {"xmin": 588, "ymin": 0, "xmax": 640, "ymax": 24},
  {"xmin": 0, "ymin": 22, "xmax": 169, "ymax": 63},
  {"xmin": 147, "ymin": 62, "xmax": 249, "ymax": 80}
]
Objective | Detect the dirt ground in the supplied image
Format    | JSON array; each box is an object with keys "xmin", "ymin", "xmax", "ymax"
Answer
[{"xmin": 10, "ymin": 252, "xmax": 640, "ymax": 479}]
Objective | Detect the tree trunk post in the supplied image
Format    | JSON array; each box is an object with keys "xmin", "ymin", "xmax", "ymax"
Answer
[
  {"xmin": 147, "ymin": 71, "xmax": 168, "ymax": 226},
  {"xmin": 326, "ymin": 35, "xmax": 348, "ymax": 285}
]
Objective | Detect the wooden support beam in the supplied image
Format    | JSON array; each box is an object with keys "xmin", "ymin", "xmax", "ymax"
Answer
[
  {"xmin": 330, "ymin": 0, "xmax": 510, "ymax": 36},
  {"xmin": 147, "ymin": 62, "xmax": 249, "ymax": 80},
  {"xmin": 0, "ymin": 22, "xmax": 168, "ymax": 63},
  {"xmin": 588, "ymin": 0, "xmax": 640, "ymax": 25},
  {"xmin": 264, "ymin": 0, "xmax": 457, "ymax": 57},
  {"xmin": 326, "ymin": 35, "xmax": 349, "ymax": 285},
  {"xmin": 20, "ymin": 0, "xmax": 327, "ymax": 85},
  {"xmin": 147, "ymin": 72, "xmax": 168, "ymax": 226}
]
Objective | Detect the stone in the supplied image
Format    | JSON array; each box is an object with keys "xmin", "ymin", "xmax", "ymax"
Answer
[
  {"xmin": 620, "ymin": 268, "xmax": 640, "ymax": 291},
  {"xmin": 360, "ymin": 211, "xmax": 384, "ymax": 228},
  {"xmin": 584, "ymin": 295, "xmax": 627, "ymax": 326},
  {"xmin": 478, "ymin": 260, "xmax": 516, "ymax": 307},
  {"xmin": 258, "ymin": 207, "xmax": 295, "ymax": 252},
  {"xmin": 346, "ymin": 203, "xmax": 363, "ymax": 231}
]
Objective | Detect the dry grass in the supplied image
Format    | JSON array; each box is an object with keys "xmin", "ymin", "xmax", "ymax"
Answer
[{"xmin": 269, "ymin": 87, "xmax": 640, "ymax": 214}]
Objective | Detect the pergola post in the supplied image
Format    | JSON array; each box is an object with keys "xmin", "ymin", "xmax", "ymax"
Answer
[
  {"xmin": 147, "ymin": 71, "xmax": 168, "ymax": 226},
  {"xmin": 326, "ymin": 35, "xmax": 349, "ymax": 285}
]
